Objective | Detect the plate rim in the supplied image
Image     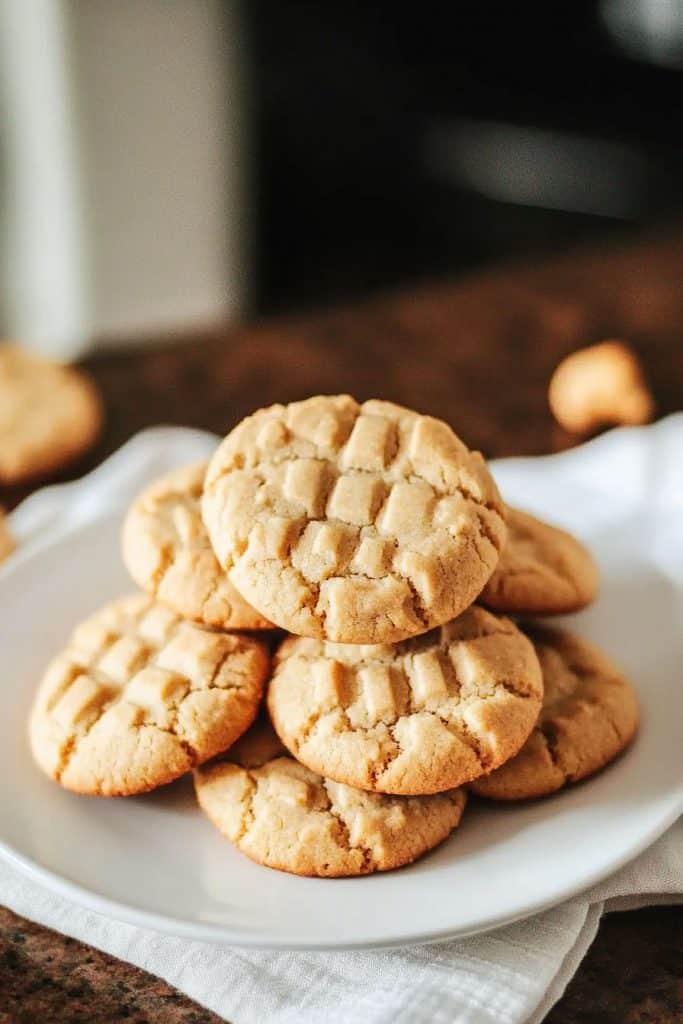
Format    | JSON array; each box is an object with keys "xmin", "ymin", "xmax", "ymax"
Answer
[{"xmin": 2, "ymin": 795, "xmax": 681, "ymax": 950}]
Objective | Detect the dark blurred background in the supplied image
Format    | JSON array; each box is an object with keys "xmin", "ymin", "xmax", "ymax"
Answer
[
  {"xmin": 247, "ymin": 0, "xmax": 683, "ymax": 313},
  {"xmin": 3, "ymin": 0, "xmax": 683, "ymax": 355}
]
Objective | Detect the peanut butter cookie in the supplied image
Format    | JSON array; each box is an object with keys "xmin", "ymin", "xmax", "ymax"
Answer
[
  {"xmin": 0, "ymin": 345, "xmax": 102, "ymax": 485},
  {"xmin": 29, "ymin": 594, "xmax": 270, "ymax": 796},
  {"xmin": 202, "ymin": 395, "xmax": 505, "ymax": 644},
  {"xmin": 122, "ymin": 463, "xmax": 271, "ymax": 630},
  {"xmin": 480, "ymin": 507, "xmax": 599, "ymax": 615},
  {"xmin": 471, "ymin": 626, "xmax": 639, "ymax": 800},
  {"xmin": 267, "ymin": 606, "xmax": 542, "ymax": 795},
  {"xmin": 549, "ymin": 340, "xmax": 654, "ymax": 434},
  {"xmin": 195, "ymin": 718, "xmax": 467, "ymax": 876}
]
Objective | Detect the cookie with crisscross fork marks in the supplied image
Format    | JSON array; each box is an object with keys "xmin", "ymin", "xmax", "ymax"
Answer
[
  {"xmin": 202, "ymin": 395, "xmax": 506, "ymax": 644},
  {"xmin": 122, "ymin": 462, "xmax": 272, "ymax": 630},
  {"xmin": 29, "ymin": 595, "xmax": 270, "ymax": 796},
  {"xmin": 471, "ymin": 626, "xmax": 638, "ymax": 800},
  {"xmin": 267, "ymin": 606, "xmax": 542, "ymax": 794},
  {"xmin": 480, "ymin": 507, "xmax": 599, "ymax": 615},
  {"xmin": 195, "ymin": 717, "xmax": 466, "ymax": 876}
]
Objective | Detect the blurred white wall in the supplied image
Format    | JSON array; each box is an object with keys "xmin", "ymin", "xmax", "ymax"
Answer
[{"xmin": 0, "ymin": 0, "xmax": 250, "ymax": 359}]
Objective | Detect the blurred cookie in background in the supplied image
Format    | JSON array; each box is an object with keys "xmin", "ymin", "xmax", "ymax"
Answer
[
  {"xmin": 549, "ymin": 340, "xmax": 654, "ymax": 436},
  {"xmin": 0, "ymin": 345, "xmax": 103, "ymax": 486}
]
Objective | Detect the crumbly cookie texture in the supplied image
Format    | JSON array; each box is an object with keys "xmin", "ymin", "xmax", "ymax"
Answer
[
  {"xmin": 471, "ymin": 626, "xmax": 639, "ymax": 801},
  {"xmin": 202, "ymin": 395, "xmax": 506, "ymax": 644},
  {"xmin": 29, "ymin": 594, "xmax": 270, "ymax": 796},
  {"xmin": 122, "ymin": 462, "xmax": 272, "ymax": 630},
  {"xmin": 267, "ymin": 606, "xmax": 542, "ymax": 795},
  {"xmin": 0, "ymin": 509, "xmax": 14, "ymax": 562},
  {"xmin": 479, "ymin": 507, "xmax": 599, "ymax": 615},
  {"xmin": 0, "ymin": 344, "xmax": 102, "ymax": 485},
  {"xmin": 194, "ymin": 718, "xmax": 467, "ymax": 877}
]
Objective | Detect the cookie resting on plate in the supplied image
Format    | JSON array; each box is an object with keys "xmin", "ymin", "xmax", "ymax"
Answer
[
  {"xmin": 122, "ymin": 462, "xmax": 272, "ymax": 630},
  {"xmin": 267, "ymin": 606, "xmax": 543, "ymax": 795},
  {"xmin": 471, "ymin": 625, "xmax": 639, "ymax": 800},
  {"xmin": 480, "ymin": 507, "xmax": 599, "ymax": 616},
  {"xmin": 195, "ymin": 717, "xmax": 467, "ymax": 877},
  {"xmin": 29, "ymin": 594, "xmax": 270, "ymax": 796}
]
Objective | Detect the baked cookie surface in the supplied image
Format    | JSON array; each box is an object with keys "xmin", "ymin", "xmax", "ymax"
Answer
[
  {"xmin": 29, "ymin": 594, "xmax": 270, "ymax": 796},
  {"xmin": 267, "ymin": 606, "xmax": 542, "ymax": 794},
  {"xmin": 202, "ymin": 395, "xmax": 506, "ymax": 644},
  {"xmin": 122, "ymin": 462, "xmax": 271, "ymax": 630},
  {"xmin": 480, "ymin": 507, "xmax": 599, "ymax": 615},
  {"xmin": 471, "ymin": 626, "xmax": 639, "ymax": 800},
  {"xmin": 194, "ymin": 718, "xmax": 467, "ymax": 876},
  {"xmin": 0, "ymin": 345, "xmax": 102, "ymax": 485}
]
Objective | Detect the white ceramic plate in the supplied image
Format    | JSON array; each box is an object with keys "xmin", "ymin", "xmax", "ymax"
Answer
[{"xmin": 1, "ymin": 422, "xmax": 681, "ymax": 950}]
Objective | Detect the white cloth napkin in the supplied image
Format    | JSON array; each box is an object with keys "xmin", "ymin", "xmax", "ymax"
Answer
[
  {"xmin": 2, "ymin": 823, "xmax": 681, "ymax": 1024},
  {"xmin": 2, "ymin": 424, "xmax": 682, "ymax": 1024}
]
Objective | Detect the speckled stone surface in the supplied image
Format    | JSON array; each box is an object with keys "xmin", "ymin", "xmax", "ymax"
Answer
[
  {"xmin": 0, "ymin": 906, "xmax": 222, "ymax": 1023},
  {"xmin": 546, "ymin": 905, "xmax": 683, "ymax": 1024}
]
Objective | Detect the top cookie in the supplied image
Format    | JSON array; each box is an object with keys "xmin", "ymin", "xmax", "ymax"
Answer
[
  {"xmin": 479, "ymin": 507, "xmax": 599, "ymax": 615},
  {"xmin": 122, "ymin": 462, "xmax": 272, "ymax": 630},
  {"xmin": 0, "ymin": 345, "xmax": 102, "ymax": 485},
  {"xmin": 29, "ymin": 594, "xmax": 270, "ymax": 796},
  {"xmin": 267, "ymin": 606, "xmax": 543, "ymax": 794},
  {"xmin": 202, "ymin": 395, "xmax": 506, "ymax": 644},
  {"xmin": 471, "ymin": 625, "xmax": 639, "ymax": 800}
]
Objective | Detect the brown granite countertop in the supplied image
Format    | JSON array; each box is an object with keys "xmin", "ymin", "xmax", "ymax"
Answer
[{"xmin": 2, "ymin": 232, "xmax": 682, "ymax": 1022}]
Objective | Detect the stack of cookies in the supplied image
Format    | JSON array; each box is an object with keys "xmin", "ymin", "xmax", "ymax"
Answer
[{"xmin": 28, "ymin": 396, "xmax": 639, "ymax": 878}]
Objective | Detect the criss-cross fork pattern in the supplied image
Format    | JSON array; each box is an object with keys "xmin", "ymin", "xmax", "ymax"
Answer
[
  {"xmin": 276, "ymin": 611, "xmax": 537, "ymax": 735},
  {"xmin": 269, "ymin": 607, "xmax": 544, "ymax": 793},
  {"xmin": 32, "ymin": 594, "xmax": 267, "ymax": 786},
  {"xmin": 204, "ymin": 397, "xmax": 505, "ymax": 640}
]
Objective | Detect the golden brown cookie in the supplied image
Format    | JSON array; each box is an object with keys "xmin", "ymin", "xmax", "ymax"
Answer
[
  {"xmin": 267, "ymin": 606, "xmax": 542, "ymax": 795},
  {"xmin": 122, "ymin": 462, "xmax": 272, "ymax": 630},
  {"xmin": 471, "ymin": 626, "xmax": 639, "ymax": 801},
  {"xmin": 194, "ymin": 718, "xmax": 467, "ymax": 877},
  {"xmin": 0, "ymin": 345, "xmax": 102, "ymax": 485},
  {"xmin": 549, "ymin": 340, "xmax": 654, "ymax": 434},
  {"xmin": 479, "ymin": 507, "xmax": 599, "ymax": 615},
  {"xmin": 0, "ymin": 509, "xmax": 14, "ymax": 563},
  {"xmin": 29, "ymin": 594, "xmax": 270, "ymax": 796},
  {"xmin": 202, "ymin": 395, "xmax": 506, "ymax": 644}
]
